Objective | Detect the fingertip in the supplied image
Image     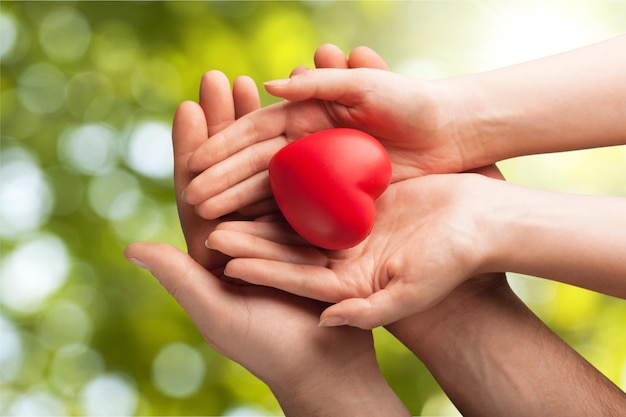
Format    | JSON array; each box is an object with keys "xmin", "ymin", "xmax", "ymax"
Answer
[
  {"xmin": 179, "ymin": 183, "xmax": 198, "ymax": 205},
  {"xmin": 174, "ymin": 100, "xmax": 200, "ymax": 117},
  {"xmin": 314, "ymin": 43, "xmax": 348, "ymax": 69},
  {"xmin": 318, "ymin": 316, "xmax": 348, "ymax": 327},
  {"xmin": 124, "ymin": 242, "xmax": 145, "ymax": 267},
  {"xmin": 348, "ymin": 46, "xmax": 389, "ymax": 70},
  {"xmin": 124, "ymin": 242, "xmax": 173, "ymax": 275},
  {"xmin": 186, "ymin": 147, "xmax": 209, "ymax": 173},
  {"xmin": 194, "ymin": 199, "xmax": 222, "ymax": 221},
  {"xmin": 222, "ymin": 258, "xmax": 246, "ymax": 281},
  {"xmin": 290, "ymin": 66, "xmax": 310, "ymax": 77},
  {"xmin": 321, "ymin": 298, "xmax": 387, "ymax": 330},
  {"xmin": 201, "ymin": 69, "xmax": 230, "ymax": 86},
  {"xmin": 233, "ymin": 75, "xmax": 261, "ymax": 118}
]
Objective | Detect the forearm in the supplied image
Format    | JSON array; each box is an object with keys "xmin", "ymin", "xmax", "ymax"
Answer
[
  {"xmin": 483, "ymin": 179, "xmax": 626, "ymax": 298},
  {"xmin": 386, "ymin": 278, "xmax": 626, "ymax": 417},
  {"xmin": 270, "ymin": 359, "xmax": 410, "ymax": 417},
  {"xmin": 445, "ymin": 34, "xmax": 626, "ymax": 169}
]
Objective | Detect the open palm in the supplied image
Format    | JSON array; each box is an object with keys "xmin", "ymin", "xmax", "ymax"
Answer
[{"xmin": 207, "ymin": 172, "xmax": 493, "ymax": 330}]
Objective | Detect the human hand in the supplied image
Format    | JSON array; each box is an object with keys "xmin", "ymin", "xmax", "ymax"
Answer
[
  {"xmin": 181, "ymin": 45, "xmax": 472, "ymax": 220},
  {"xmin": 125, "ymin": 70, "xmax": 409, "ymax": 415},
  {"xmin": 194, "ymin": 46, "xmax": 501, "ymax": 330},
  {"xmin": 173, "ymin": 71, "xmax": 260, "ymax": 273},
  {"xmin": 205, "ymin": 171, "xmax": 500, "ymax": 329},
  {"xmin": 126, "ymin": 243, "xmax": 411, "ymax": 415}
]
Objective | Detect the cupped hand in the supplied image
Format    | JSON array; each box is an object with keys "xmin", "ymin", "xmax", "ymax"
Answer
[
  {"xmin": 206, "ymin": 171, "xmax": 497, "ymax": 330},
  {"xmin": 181, "ymin": 44, "xmax": 470, "ymax": 220},
  {"xmin": 125, "ymin": 242, "xmax": 379, "ymax": 398},
  {"xmin": 125, "ymin": 70, "xmax": 401, "ymax": 413}
]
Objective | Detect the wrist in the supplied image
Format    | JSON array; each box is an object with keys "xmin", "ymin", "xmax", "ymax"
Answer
[
  {"xmin": 385, "ymin": 272, "xmax": 506, "ymax": 349},
  {"xmin": 269, "ymin": 352, "xmax": 410, "ymax": 417},
  {"xmin": 433, "ymin": 77, "xmax": 497, "ymax": 171},
  {"xmin": 387, "ymin": 276, "xmax": 626, "ymax": 417}
]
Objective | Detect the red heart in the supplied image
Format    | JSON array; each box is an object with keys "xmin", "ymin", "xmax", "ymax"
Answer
[{"xmin": 269, "ymin": 128, "xmax": 392, "ymax": 250}]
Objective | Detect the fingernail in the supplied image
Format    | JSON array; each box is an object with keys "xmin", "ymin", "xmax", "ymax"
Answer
[
  {"xmin": 318, "ymin": 317, "xmax": 348, "ymax": 327},
  {"xmin": 127, "ymin": 257, "xmax": 150, "ymax": 272},
  {"xmin": 263, "ymin": 78, "xmax": 290, "ymax": 86}
]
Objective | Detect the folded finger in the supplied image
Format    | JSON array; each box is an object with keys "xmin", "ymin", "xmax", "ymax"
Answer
[
  {"xmin": 215, "ymin": 220, "xmax": 309, "ymax": 246},
  {"xmin": 195, "ymin": 171, "xmax": 272, "ymax": 220},
  {"xmin": 237, "ymin": 197, "xmax": 279, "ymax": 218},
  {"xmin": 208, "ymin": 229, "xmax": 326, "ymax": 266},
  {"xmin": 224, "ymin": 257, "xmax": 341, "ymax": 302},
  {"xmin": 184, "ymin": 136, "xmax": 286, "ymax": 205},
  {"xmin": 187, "ymin": 102, "xmax": 290, "ymax": 173}
]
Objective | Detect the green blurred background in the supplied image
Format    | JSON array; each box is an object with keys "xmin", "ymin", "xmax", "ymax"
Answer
[{"xmin": 1, "ymin": 1, "xmax": 625, "ymax": 415}]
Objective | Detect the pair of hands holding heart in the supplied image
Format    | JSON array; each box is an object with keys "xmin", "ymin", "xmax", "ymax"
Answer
[{"xmin": 183, "ymin": 48, "xmax": 503, "ymax": 330}]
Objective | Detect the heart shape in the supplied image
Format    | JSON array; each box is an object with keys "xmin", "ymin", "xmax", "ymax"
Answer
[{"xmin": 269, "ymin": 128, "xmax": 392, "ymax": 250}]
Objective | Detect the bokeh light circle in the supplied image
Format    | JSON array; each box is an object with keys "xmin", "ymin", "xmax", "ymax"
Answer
[
  {"xmin": 152, "ymin": 342, "xmax": 206, "ymax": 398},
  {"xmin": 50, "ymin": 344, "xmax": 105, "ymax": 397},
  {"xmin": 0, "ymin": 234, "xmax": 69, "ymax": 314},
  {"xmin": 37, "ymin": 302, "xmax": 93, "ymax": 350},
  {"xmin": 17, "ymin": 62, "xmax": 67, "ymax": 115},
  {"xmin": 5, "ymin": 390, "xmax": 68, "ymax": 416},
  {"xmin": 39, "ymin": 7, "xmax": 91, "ymax": 62},
  {"xmin": 87, "ymin": 169, "xmax": 141, "ymax": 221},
  {"xmin": 0, "ymin": 12, "xmax": 17, "ymax": 59},
  {"xmin": 59, "ymin": 123, "xmax": 119, "ymax": 175},
  {"xmin": 80, "ymin": 373, "xmax": 138, "ymax": 416},
  {"xmin": 0, "ymin": 148, "xmax": 54, "ymax": 238},
  {"xmin": 0, "ymin": 315, "xmax": 22, "ymax": 383},
  {"xmin": 126, "ymin": 121, "xmax": 173, "ymax": 180}
]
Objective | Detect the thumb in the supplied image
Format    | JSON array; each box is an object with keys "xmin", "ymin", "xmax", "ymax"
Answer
[
  {"xmin": 318, "ymin": 289, "xmax": 417, "ymax": 330},
  {"xmin": 263, "ymin": 68, "xmax": 372, "ymax": 104},
  {"xmin": 124, "ymin": 242, "xmax": 218, "ymax": 312}
]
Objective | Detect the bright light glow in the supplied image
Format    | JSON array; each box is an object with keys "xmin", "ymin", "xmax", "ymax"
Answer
[
  {"xmin": 87, "ymin": 169, "xmax": 141, "ymax": 220},
  {"xmin": 0, "ymin": 12, "xmax": 17, "ymax": 59},
  {"xmin": 80, "ymin": 373, "xmax": 138, "ymax": 416},
  {"xmin": 37, "ymin": 302, "xmax": 93, "ymax": 349},
  {"xmin": 59, "ymin": 123, "xmax": 119, "ymax": 175},
  {"xmin": 50, "ymin": 344, "xmax": 105, "ymax": 396},
  {"xmin": 39, "ymin": 7, "xmax": 91, "ymax": 62},
  {"xmin": 475, "ymin": 2, "xmax": 603, "ymax": 68},
  {"xmin": 0, "ymin": 315, "xmax": 22, "ymax": 383},
  {"xmin": 5, "ymin": 390, "xmax": 67, "ymax": 416},
  {"xmin": 0, "ymin": 234, "xmax": 69, "ymax": 314},
  {"xmin": 126, "ymin": 121, "xmax": 173, "ymax": 180},
  {"xmin": 223, "ymin": 405, "xmax": 271, "ymax": 416},
  {"xmin": 0, "ymin": 148, "xmax": 53, "ymax": 238},
  {"xmin": 152, "ymin": 342, "xmax": 206, "ymax": 398},
  {"xmin": 18, "ymin": 62, "xmax": 67, "ymax": 115},
  {"xmin": 393, "ymin": 57, "xmax": 447, "ymax": 79}
]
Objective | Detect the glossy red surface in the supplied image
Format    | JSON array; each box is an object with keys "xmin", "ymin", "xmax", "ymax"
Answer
[{"xmin": 269, "ymin": 128, "xmax": 392, "ymax": 250}]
